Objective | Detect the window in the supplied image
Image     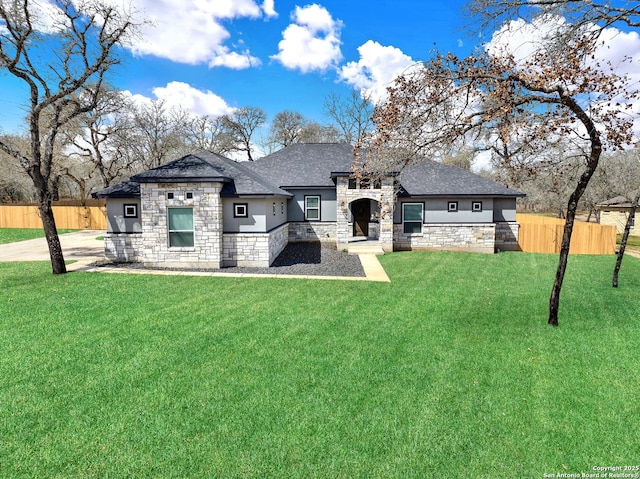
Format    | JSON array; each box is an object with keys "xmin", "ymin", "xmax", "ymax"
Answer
[
  {"xmin": 168, "ymin": 207, "xmax": 194, "ymax": 247},
  {"xmin": 348, "ymin": 178, "xmax": 357, "ymax": 189},
  {"xmin": 448, "ymin": 201, "xmax": 458, "ymax": 212},
  {"xmin": 305, "ymin": 196, "xmax": 320, "ymax": 220},
  {"xmin": 123, "ymin": 204, "xmax": 138, "ymax": 218},
  {"xmin": 186, "ymin": 192, "xmax": 193, "ymax": 199},
  {"xmin": 403, "ymin": 203, "xmax": 423, "ymax": 234},
  {"xmin": 166, "ymin": 192, "xmax": 174, "ymax": 200},
  {"xmin": 233, "ymin": 203, "xmax": 248, "ymax": 218},
  {"xmin": 472, "ymin": 201, "xmax": 483, "ymax": 212}
]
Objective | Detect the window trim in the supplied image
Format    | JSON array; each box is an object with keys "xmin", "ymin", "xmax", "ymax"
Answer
[
  {"xmin": 304, "ymin": 195, "xmax": 321, "ymax": 221},
  {"xmin": 168, "ymin": 207, "xmax": 194, "ymax": 248},
  {"xmin": 166, "ymin": 192, "xmax": 174, "ymax": 200},
  {"xmin": 233, "ymin": 203, "xmax": 248, "ymax": 218},
  {"xmin": 448, "ymin": 201, "xmax": 459, "ymax": 212},
  {"xmin": 472, "ymin": 201, "xmax": 483, "ymax": 212},
  {"xmin": 402, "ymin": 202, "xmax": 424, "ymax": 234},
  {"xmin": 123, "ymin": 203, "xmax": 138, "ymax": 218},
  {"xmin": 186, "ymin": 192, "xmax": 193, "ymax": 200}
]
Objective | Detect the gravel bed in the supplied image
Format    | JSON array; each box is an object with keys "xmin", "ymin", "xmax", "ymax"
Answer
[{"xmin": 92, "ymin": 242, "xmax": 366, "ymax": 277}]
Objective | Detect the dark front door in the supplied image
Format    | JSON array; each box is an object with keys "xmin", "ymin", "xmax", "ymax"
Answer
[{"xmin": 352, "ymin": 200, "xmax": 370, "ymax": 237}]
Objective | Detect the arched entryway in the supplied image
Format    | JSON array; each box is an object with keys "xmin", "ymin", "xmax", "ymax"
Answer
[{"xmin": 351, "ymin": 198, "xmax": 371, "ymax": 237}]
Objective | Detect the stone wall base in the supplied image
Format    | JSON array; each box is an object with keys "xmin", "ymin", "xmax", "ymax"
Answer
[
  {"xmin": 495, "ymin": 221, "xmax": 520, "ymax": 251},
  {"xmin": 288, "ymin": 222, "xmax": 336, "ymax": 242},
  {"xmin": 393, "ymin": 223, "xmax": 496, "ymax": 253},
  {"xmin": 222, "ymin": 224, "xmax": 288, "ymax": 267},
  {"xmin": 105, "ymin": 233, "xmax": 143, "ymax": 262}
]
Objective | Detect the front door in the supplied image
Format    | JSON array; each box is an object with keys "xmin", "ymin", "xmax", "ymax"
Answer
[{"xmin": 352, "ymin": 200, "xmax": 370, "ymax": 237}]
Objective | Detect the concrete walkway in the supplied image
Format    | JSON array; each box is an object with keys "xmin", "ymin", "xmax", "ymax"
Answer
[
  {"xmin": 0, "ymin": 230, "xmax": 391, "ymax": 282},
  {"xmin": 0, "ymin": 230, "xmax": 105, "ymax": 263}
]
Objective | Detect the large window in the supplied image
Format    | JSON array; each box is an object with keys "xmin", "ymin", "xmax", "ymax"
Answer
[
  {"xmin": 403, "ymin": 203, "xmax": 423, "ymax": 234},
  {"xmin": 168, "ymin": 207, "xmax": 194, "ymax": 247},
  {"xmin": 304, "ymin": 196, "xmax": 320, "ymax": 221}
]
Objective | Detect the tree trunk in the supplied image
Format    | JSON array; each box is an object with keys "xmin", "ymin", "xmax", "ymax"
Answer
[
  {"xmin": 612, "ymin": 191, "xmax": 640, "ymax": 288},
  {"xmin": 548, "ymin": 165, "xmax": 599, "ymax": 326},
  {"xmin": 36, "ymin": 189, "xmax": 67, "ymax": 274}
]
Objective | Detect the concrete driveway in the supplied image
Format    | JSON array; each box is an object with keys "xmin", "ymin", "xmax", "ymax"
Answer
[{"xmin": 0, "ymin": 230, "xmax": 105, "ymax": 262}]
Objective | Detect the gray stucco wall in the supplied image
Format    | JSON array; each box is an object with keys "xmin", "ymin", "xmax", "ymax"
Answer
[
  {"xmin": 493, "ymin": 198, "xmax": 517, "ymax": 222},
  {"xmin": 287, "ymin": 188, "xmax": 337, "ymax": 222},
  {"xmin": 393, "ymin": 198, "xmax": 495, "ymax": 224},
  {"xmin": 105, "ymin": 198, "xmax": 142, "ymax": 233},
  {"xmin": 222, "ymin": 197, "xmax": 288, "ymax": 233}
]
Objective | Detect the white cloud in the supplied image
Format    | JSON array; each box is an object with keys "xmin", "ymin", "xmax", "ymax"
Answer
[
  {"xmin": 338, "ymin": 40, "xmax": 416, "ymax": 103},
  {"xmin": 151, "ymin": 82, "xmax": 235, "ymax": 117},
  {"xmin": 125, "ymin": 82, "xmax": 234, "ymax": 118},
  {"xmin": 271, "ymin": 4, "xmax": 343, "ymax": 73},
  {"xmin": 110, "ymin": 0, "xmax": 273, "ymax": 68}
]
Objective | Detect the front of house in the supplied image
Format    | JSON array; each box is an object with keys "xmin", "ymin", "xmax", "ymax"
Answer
[{"xmin": 94, "ymin": 143, "xmax": 524, "ymax": 268}]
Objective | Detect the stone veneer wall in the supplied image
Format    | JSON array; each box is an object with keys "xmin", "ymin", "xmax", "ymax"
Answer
[
  {"xmin": 105, "ymin": 233, "xmax": 143, "ymax": 262},
  {"xmin": 393, "ymin": 223, "xmax": 496, "ymax": 253},
  {"xmin": 335, "ymin": 177, "xmax": 394, "ymax": 251},
  {"xmin": 222, "ymin": 224, "xmax": 289, "ymax": 267},
  {"xmin": 141, "ymin": 182, "xmax": 224, "ymax": 268},
  {"xmin": 288, "ymin": 222, "xmax": 336, "ymax": 242},
  {"xmin": 495, "ymin": 221, "xmax": 520, "ymax": 251}
]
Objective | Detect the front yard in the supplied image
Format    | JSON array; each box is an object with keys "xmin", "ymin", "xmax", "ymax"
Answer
[{"xmin": 0, "ymin": 251, "xmax": 638, "ymax": 478}]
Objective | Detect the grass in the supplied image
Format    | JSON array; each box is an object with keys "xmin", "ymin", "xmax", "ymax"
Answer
[
  {"xmin": 0, "ymin": 228, "xmax": 77, "ymax": 244},
  {"xmin": 617, "ymin": 234, "xmax": 640, "ymax": 247},
  {"xmin": 0, "ymin": 251, "xmax": 639, "ymax": 478}
]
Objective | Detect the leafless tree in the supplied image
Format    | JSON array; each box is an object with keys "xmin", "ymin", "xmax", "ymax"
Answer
[
  {"xmin": 323, "ymin": 90, "xmax": 374, "ymax": 144},
  {"xmin": 365, "ymin": 24, "xmax": 637, "ymax": 326},
  {"xmin": 268, "ymin": 110, "xmax": 307, "ymax": 149},
  {"xmin": 0, "ymin": 0, "xmax": 137, "ymax": 273},
  {"xmin": 299, "ymin": 122, "xmax": 343, "ymax": 144},
  {"xmin": 220, "ymin": 106, "xmax": 266, "ymax": 161},
  {"xmin": 128, "ymin": 99, "xmax": 191, "ymax": 169},
  {"xmin": 184, "ymin": 115, "xmax": 234, "ymax": 155}
]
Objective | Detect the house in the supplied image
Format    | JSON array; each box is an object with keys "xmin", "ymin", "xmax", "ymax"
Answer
[
  {"xmin": 596, "ymin": 192, "xmax": 639, "ymax": 236},
  {"xmin": 94, "ymin": 143, "xmax": 525, "ymax": 268}
]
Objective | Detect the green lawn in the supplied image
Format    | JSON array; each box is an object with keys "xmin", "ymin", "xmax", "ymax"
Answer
[
  {"xmin": 1, "ymin": 251, "xmax": 638, "ymax": 478},
  {"xmin": 0, "ymin": 228, "xmax": 77, "ymax": 244}
]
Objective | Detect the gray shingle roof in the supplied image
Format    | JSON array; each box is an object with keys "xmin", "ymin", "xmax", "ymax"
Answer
[
  {"xmin": 245, "ymin": 143, "xmax": 354, "ymax": 188},
  {"xmin": 247, "ymin": 143, "xmax": 524, "ymax": 197},
  {"xmin": 94, "ymin": 151, "xmax": 293, "ymax": 199},
  {"xmin": 398, "ymin": 160, "xmax": 524, "ymax": 197},
  {"xmin": 93, "ymin": 180, "xmax": 140, "ymax": 199},
  {"xmin": 93, "ymin": 145, "xmax": 524, "ymax": 199}
]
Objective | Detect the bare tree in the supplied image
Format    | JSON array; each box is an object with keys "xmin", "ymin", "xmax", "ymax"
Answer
[
  {"xmin": 268, "ymin": 110, "xmax": 307, "ymax": 149},
  {"xmin": 129, "ymin": 99, "xmax": 191, "ymax": 169},
  {"xmin": 299, "ymin": 122, "xmax": 343, "ymax": 143},
  {"xmin": 220, "ymin": 106, "xmax": 266, "ymax": 161},
  {"xmin": 184, "ymin": 115, "xmax": 234, "ymax": 154},
  {"xmin": 0, "ymin": 0, "xmax": 136, "ymax": 274},
  {"xmin": 366, "ymin": 23, "xmax": 637, "ymax": 326},
  {"xmin": 324, "ymin": 90, "xmax": 374, "ymax": 144},
  {"xmin": 0, "ymin": 136, "xmax": 34, "ymax": 202},
  {"xmin": 613, "ymin": 189, "xmax": 640, "ymax": 288},
  {"xmin": 468, "ymin": 0, "xmax": 640, "ymax": 32}
]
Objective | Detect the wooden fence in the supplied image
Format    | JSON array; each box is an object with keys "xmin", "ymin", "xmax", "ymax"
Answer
[
  {"xmin": 516, "ymin": 214, "xmax": 616, "ymax": 255},
  {"xmin": 0, "ymin": 202, "xmax": 106, "ymax": 230}
]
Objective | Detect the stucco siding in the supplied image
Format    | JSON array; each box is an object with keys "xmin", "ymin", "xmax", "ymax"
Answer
[
  {"xmin": 288, "ymin": 189, "xmax": 337, "ymax": 222},
  {"xmin": 493, "ymin": 198, "xmax": 517, "ymax": 222},
  {"xmin": 600, "ymin": 209, "xmax": 639, "ymax": 236},
  {"xmin": 105, "ymin": 198, "xmax": 142, "ymax": 233},
  {"xmin": 393, "ymin": 198, "xmax": 494, "ymax": 224}
]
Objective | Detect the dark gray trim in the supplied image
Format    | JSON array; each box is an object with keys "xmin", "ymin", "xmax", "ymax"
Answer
[{"xmin": 233, "ymin": 202, "xmax": 248, "ymax": 218}]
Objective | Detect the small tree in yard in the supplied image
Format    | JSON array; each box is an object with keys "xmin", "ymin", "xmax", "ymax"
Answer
[
  {"xmin": 0, "ymin": 0, "xmax": 136, "ymax": 274},
  {"xmin": 365, "ymin": 18, "xmax": 637, "ymax": 326}
]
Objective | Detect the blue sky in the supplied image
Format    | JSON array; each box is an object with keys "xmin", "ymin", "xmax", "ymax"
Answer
[{"xmin": 0, "ymin": 0, "xmax": 476, "ymax": 134}]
